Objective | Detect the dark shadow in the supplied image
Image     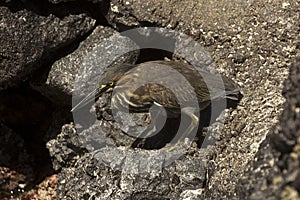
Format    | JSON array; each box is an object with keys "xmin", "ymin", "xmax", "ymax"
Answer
[
  {"xmin": 0, "ymin": 83, "xmax": 72, "ymax": 198},
  {"xmin": 136, "ymin": 49, "xmax": 173, "ymax": 64},
  {"xmin": 120, "ymin": 27, "xmax": 176, "ymax": 63}
]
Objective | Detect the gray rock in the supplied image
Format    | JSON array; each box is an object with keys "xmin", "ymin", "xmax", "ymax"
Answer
[
  {"xmin": 48, "ymin": 0, "xmax": 299, "ymax": 199},
  {"xmin": 71, "ymin": 27, "xmax": 140, "ymax": 99},
  {"xmin": 189, "ymin": 1, "xmax": 297, "ymax": 199},
  {"xmin": 106, "ymin": 0, "xmax": 249, "ymax": 39},
  {"xmin": 0, "ymin": 6, "xmax": 95, "ymax": 90},
  {"xmin": 32, "ymin": 25, "xmax": 139, "ymax": 104},
  {"xmin": 0, "ymin": 0, "xmax": 296, "ymax": 199},
  {"xmin": 47, "ymin": 123, "xmax": 87, "ymax": 171},
  {"xmin": 53, "ymin": 137, "xmax": 208, "ymax": 199},
  {"xmin": 236, "ymin": 57, "xmax": 300, "ymax": 199}
]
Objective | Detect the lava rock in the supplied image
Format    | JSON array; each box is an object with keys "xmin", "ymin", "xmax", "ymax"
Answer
[
  {"xmin": 236, "ymin": 57, "xmax": 300, "ymax": 199},
  {"xmin": 55, "ymin": 145, "xmax": 207, "ymax": 199},
  {"xmin": 106, "ymin": 0, "xmax": 249, "ymax": 39},
  {"xmin": 0, "ymin": 6, "xmax": 96, "ymax": 90},
  {"xmin": 271, "ymin": 57, "xmax": 300, "ymax": 153},
  {"xmin": 31, "ymin": 25, "xmax": 139, "ymax": 104},
  {"xmin": 47, "ymin": 123, "xmax": 87, "ymax": 171}
]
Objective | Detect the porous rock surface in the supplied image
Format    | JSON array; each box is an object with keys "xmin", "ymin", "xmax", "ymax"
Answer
[
  {"xmin": 0, "ymin": 6, "xmax": 95, "ymax": 90},
  {"xmin": 0, "ymin": 0, "xmax": 299, "ymax": 199}
]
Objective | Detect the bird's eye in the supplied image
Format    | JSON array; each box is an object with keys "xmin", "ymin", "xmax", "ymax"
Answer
[{"xmin": 109, "ymin": 82, "xmax": 115, "ymax": 87}]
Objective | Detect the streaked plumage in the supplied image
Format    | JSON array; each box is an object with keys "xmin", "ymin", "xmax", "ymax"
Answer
[
  {"xmin": 72, "ymin": 60, "xmax": 240, "ymax": 112},
  {"xmin": 72, "ymin": 60, "xmax": 242, "ymax": 150}
]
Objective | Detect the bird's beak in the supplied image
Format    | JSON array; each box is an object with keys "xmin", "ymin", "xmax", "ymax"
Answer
[{"xmin": 71, "ymin": 85, "xmax": 108, "ymax": 112}]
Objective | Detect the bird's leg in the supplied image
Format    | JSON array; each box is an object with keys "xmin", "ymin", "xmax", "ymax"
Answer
[
  {"xmin": 131, "ymin": 102, "xmax": 167, "ymax": 149},
  {"xmin": 162, "ymin": 107, "xmax": 199, "ymax": 152}
]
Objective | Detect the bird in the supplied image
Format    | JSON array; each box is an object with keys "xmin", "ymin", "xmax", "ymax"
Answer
[{"xmin": 71, "ymin": 60, "xmax": 242, "ymax": 151}]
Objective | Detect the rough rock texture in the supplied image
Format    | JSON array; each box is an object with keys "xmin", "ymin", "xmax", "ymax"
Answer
[
  {"xmin": 0, "ymin": 6, "xmax": 95, "ymax": 90},
  {"xmin": 56, "ymin": 151, "xmax": 206, "ymax": 199},
  {"xmin": 105, "ymin": 0, "xmax": 299, "ymax": 198},
  {"xmin": 1, "ymin": 0, "xmax": 299, "ymax": 199},
  {"xmin": 48, "ymin": 123, "xmax": 208, "ymax": 199},
  {"xmin": 49, "ymin": 0, "xmax": 299, "ymax": 199},
  {"xmin": 236, "ymin": 57, "xmax": 300, "ymax": 199},
  {"xmin": 32, "ymin": 25, "xmax": 139, "ymax": 104},
  {"xmin": 47, "ymin": 124, "xmax": 87, "ymax": 171},
  {"xmin": 107, "ymin": 0, "xmax": 251, "ymax": 37}
]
